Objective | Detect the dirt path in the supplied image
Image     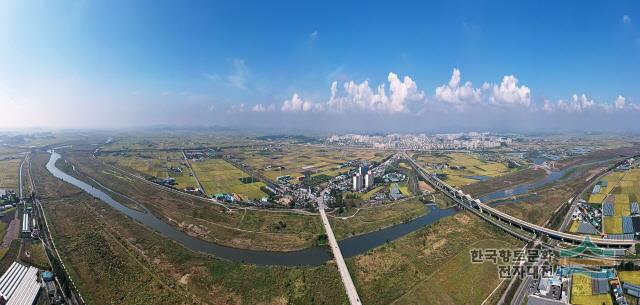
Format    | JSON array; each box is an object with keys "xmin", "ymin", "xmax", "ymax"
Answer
[{"xmin": 181, "ymin": 150, "xmax": 207, "ymax": 196}]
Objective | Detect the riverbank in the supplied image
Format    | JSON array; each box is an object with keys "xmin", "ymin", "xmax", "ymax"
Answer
[
  {"xmin": 45, "ymin": 150, "xmax": 459, "ymax": 266},
  {"xmin": 348, "ymin": 211, "xmax": 522, "ymax": 305},
  {"xmin": 34, "ymin": 151, "xmax": 351, "ymax": 305}
]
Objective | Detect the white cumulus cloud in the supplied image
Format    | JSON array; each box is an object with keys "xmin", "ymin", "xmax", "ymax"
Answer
[
  {"xmin": 281, "ymin": 93, "xmax": 320, "ymax": 112},
  {"xmin": 434, "ymin": 68, "xmax": 482, "ymax": 107},
  {"xmin": 615, "ymin": 95, "xmax": 626, "ymax": 109},
  {"xmin": 557, "ymin": 94, "xmax": 595, "ymax": 112},
  {"xmin": 284, "ymin": 72, "xmax": 425, "ymax": 114},
  {"xmin": 435, "ymin": 69, "xmax": 530, "ymax": 109},
  {"xmin": 251, "ymin": 103, "xmax": 275, "ymax": 112},
  {"xmin": 236, "ymin": 69, "xmax": 639, "ymax": 118},
  {"xmin": 489, "ymin": 75, "xmax": 531, "ymax": 107}
]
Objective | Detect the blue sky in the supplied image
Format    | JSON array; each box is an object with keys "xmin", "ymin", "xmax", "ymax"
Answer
[{"xmin": 0, "ymin": 0, "xmax": 639, "ymax": 132}]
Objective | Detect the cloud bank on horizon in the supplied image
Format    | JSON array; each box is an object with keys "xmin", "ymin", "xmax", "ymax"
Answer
[{"xmin": 239, "ymin": 68, "xmax": 638, "ymax": 116}]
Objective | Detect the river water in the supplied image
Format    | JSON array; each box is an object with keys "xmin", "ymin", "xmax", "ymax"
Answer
[
  {"xmin": 46, "ymin": 151, "xmax": 455, "ymax": 266},
  {"xmin": 479, "ymin": 158, "xmax": 617, "ymax": 202}
]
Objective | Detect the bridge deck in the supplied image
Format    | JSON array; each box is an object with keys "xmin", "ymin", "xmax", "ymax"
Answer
[{"xmin": 405, "ymin": 154, "xmax": 635, "ymax": 248}]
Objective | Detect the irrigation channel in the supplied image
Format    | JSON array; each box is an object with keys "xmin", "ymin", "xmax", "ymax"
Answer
[{"xmin": 45, "ymin": 151, "xmax": 609, "ymax": 266}]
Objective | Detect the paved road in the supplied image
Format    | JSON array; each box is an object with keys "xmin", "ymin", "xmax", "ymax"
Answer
[
  {"xmin": 318, "ymin": 202, "xmax": 362, "ymax": 305},
  {"xmin": 558, "ymin": 166, "xmax": 613, "ymax": 233},
  {"xmin": 28, "ymin": 153, "xmax": 83, "ymax": 305},
  {"xmin": 19, "ymin": 156, "xmax": 24, "ymax": 199},
  {"xmin": 510, "ymin": 275, "xmax": 532, "ymax": 305},
  {"xmin": 181, "ymin": 150, "xmax": 207, "ymax": 196}
]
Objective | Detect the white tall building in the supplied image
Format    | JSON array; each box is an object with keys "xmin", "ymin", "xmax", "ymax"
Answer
[
  {"xmin": 353, "ymin": 173, "xmax": 363, "ymax": 191},
  {"xmin": 364, "ymin": 171, "xmax": 374, "ymax": 189}
]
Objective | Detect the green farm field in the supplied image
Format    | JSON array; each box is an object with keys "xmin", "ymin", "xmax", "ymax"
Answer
[
  {"xmin": 589, "ymin": 168, "xmax": 640, "ymax": 235},
  {"xmin": 414, "ymin": 152, "xmax": 513, "ymax": 187},
  {"xmin": 571, "ymin": 273, "xmax": 613, "ymax": 305},
  {"xmin": 227, "ymin": 145, "xmax": 389, "ymax": 184},
  {"xmin": 189, "ymin": 158, "xmax": 267, "ymax": 200},
  {"xmin": 0, "ymin": 158, "xmax": 21, "ymax": 190},
  {"xmin": 100, "ymin": 151, "xmax": 199, "ymax": 189}
]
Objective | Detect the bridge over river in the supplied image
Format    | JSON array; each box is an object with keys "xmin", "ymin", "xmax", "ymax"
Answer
[{"xmin": 403, "ymin": 152, "xmax": 635, "ymax": 251}]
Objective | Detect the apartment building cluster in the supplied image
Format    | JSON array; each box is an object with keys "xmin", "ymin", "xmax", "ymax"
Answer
[
  {"xmin": 352, "ymin": 165, "xmax": 374, "ymax": 191},
  {"xmin": 327, "ymin": 132, "xmax": 512, "ymax": 151}
]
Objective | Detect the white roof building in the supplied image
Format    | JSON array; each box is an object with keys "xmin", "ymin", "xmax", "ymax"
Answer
[{"xmin": 0, "ymin": 262, "xmax": 41, "ymax": 305}]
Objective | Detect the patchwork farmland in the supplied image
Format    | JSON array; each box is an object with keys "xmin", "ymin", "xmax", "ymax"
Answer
[
  {"xmin": 99, "ymin": 151, "xmax": 199, "ymax": 189},
  {"xmin": 190, "ymin": 158, "xmax": 268, "ymax": 200},
  {"xmin": 413, "ymin": 152, "xmax": 515, "ymax": 187},
  {"xmin": 227, "ymin": 145, "xmax": 390, "ymax": 185},
  {"xmin": 589, "ymin": 168, "xmax": 640, "ymax": 236}
]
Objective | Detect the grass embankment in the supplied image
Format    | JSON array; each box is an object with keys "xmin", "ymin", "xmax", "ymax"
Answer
[
  {"xmin": 64, "ymin": 152, "xmax": 324, "ymax": 251},
  {"xmin": 462, "ymin": 167, "xmax": 547, "ymax": 198},
  {"xmin": 33, "ymin": 152, "xmax": 349, "ymax": 305},
  {"xmin": 348, "ymin": 212, "xmax": 521, "ymax": 305},
  {"xmin": 555, "ymin": 145, "xmax": 639, "ymax": 169},
  {"xmin": 329, "ymin": 198, "xmax": 428, "ymax": 240}
]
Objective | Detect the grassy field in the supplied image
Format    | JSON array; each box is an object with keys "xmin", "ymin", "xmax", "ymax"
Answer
[
  {"xmin": 189, "ymin": 158, "xmax": 267, "ymax": 200},
  {"xmin": 348, "ymin": 212, "xmax": 521, "ymax": 305},
  {"xmin": 100, "ymin": 151, "xmax": 199, "ymax": 189},
  {"xmin": 619, "ymin": 271, "xmax": 640, "ymax": 285},
  {"xmin": 329, "ymin": 198, "xmax": 428, "ymax": 240},
  {"xmin": 571, "ymin": 272, "xmax": 613, "ymax": 305},
  {"xmin": 414, "ymin": 152, "xmax": 513, "ymax": 187},
  {"xmin": 33, "ymin": 152, "xmax": 349, "ymax": 305},
  {"xmin": 19, "ymin": 240, "xmax": 50, "ymax": 269},
  {"xmin": 67, "ymin": 152, "xmax": 324, "ymax": 251},
  {"xmin": 0, "ymin": 221, "xmax": 8, "ymax": 248},
  {"xmin": 228, "ymin": 145, "xmax": 389, "ymax": 184},
  {"xmin": 0, "ymin": 158, "xmax": 21, "ymax": 190}
]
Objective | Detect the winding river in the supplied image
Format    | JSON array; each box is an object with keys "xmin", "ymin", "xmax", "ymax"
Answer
[
  {"xmin": 479, "ymin": 158, "xmax": 617, "ymax": 203},
  {"xmin": 46, "ymin": 151, "xmax": 455, "ymax": 266}
]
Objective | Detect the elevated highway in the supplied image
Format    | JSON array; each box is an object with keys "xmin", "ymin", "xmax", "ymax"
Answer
[{"xmin": 403, "ymin": 153, "xmax": 635, "ymax": 249}]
